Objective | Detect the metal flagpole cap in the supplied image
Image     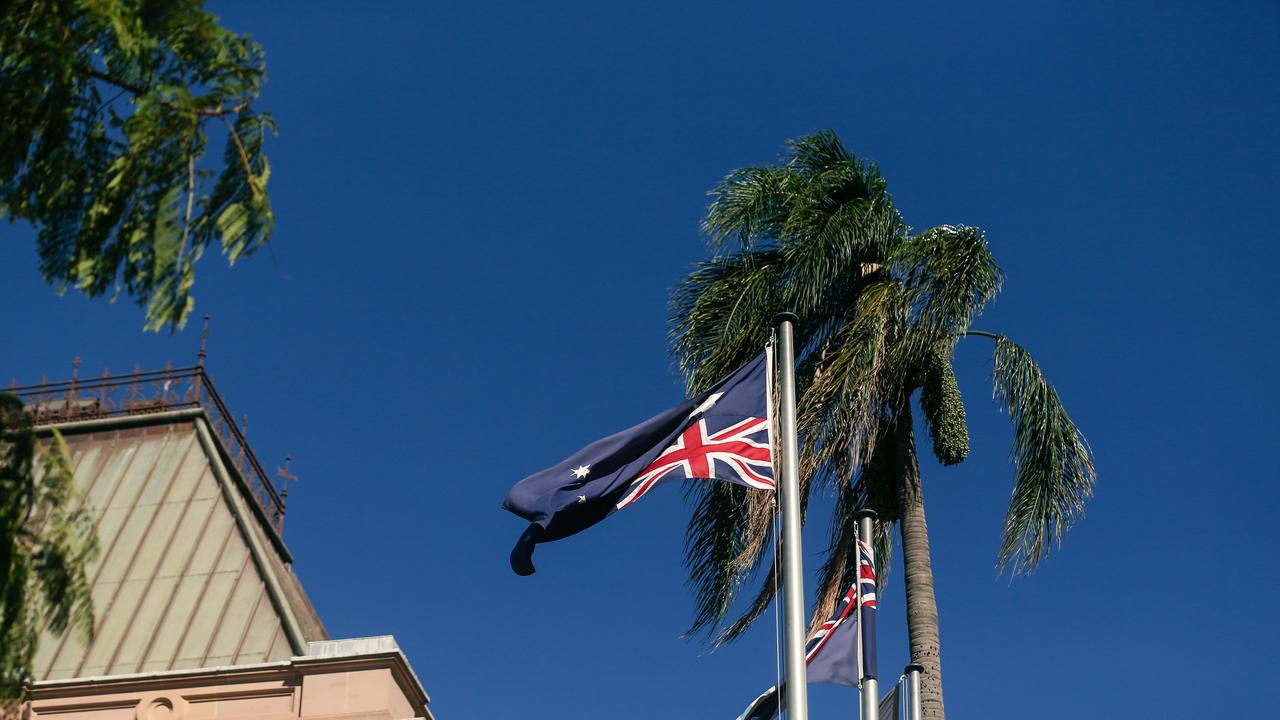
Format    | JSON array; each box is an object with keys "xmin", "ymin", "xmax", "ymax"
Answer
[
  {"xmin": 773, "ymin": 311, "xmax": 799, "ymax": 326},
  {"xmin": 855, "ymin": 508, "xmax": 878, "ymax": 521},
  {"xmin": 905, "ymin": 664, "xmax": 926, "ymax": 674}
]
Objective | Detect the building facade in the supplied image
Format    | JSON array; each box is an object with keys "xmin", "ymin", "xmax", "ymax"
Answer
[{"xmin": 7, "ymin": 364, "xmax": 435, "ymax": 720}]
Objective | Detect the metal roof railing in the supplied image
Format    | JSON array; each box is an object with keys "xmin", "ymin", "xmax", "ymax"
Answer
[{"xmin": 7, "ymin": 364, "xmax": 287, "ymax": 534}]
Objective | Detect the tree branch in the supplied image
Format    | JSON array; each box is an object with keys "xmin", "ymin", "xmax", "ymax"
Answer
[
  {"xmin": 179, "ymin": 149, "xmax": 196, "ymax": 265},
  {"xmin": 83, "ymin": 67, "xmax": 252, "ymax": 117},
  {"xmin": 222, "ymin": 116, "xmax": 262, "ymax": 197}
]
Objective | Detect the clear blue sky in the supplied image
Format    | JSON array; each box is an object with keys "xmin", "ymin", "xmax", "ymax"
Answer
[{"xmin": 3, "ymin": 1, "xmax": 1278, "ymax": 717}]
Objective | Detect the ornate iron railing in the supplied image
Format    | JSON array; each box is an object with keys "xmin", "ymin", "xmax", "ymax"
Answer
[{"xmin": 6, "ymin": 365, "xmax": 286, "ymax": 534}]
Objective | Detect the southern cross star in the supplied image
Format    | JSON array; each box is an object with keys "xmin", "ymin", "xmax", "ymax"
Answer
[
  {"xmin": 570, "ymin": 464, "xmax": 591, "ymax": 479},
  {"xmin": 688, "ymin": 392, "xmax": 724, "ymax": 419}
]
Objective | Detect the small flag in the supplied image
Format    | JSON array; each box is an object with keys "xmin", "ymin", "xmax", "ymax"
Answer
[
  {"xmin": 735, "ymin": 539, "xmax": 878, "ymax": 720},
  {"xmin": 878, "ymin": 683, "xmax": 901, "ymax": 720},
  {"xmin": 503, "ymin": 352, "xmax": 773, "ymax": 575},
  {"xmin": 856, "ymin": 537, "xmax": 878, "ymax": 681},
  {"xmin": 735, "ymin": 684, "xmax": 781, "ymax": 720}
]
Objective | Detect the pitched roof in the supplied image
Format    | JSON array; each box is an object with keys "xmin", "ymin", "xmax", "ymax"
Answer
[{"xmin": 27, "ymin": 408, "xmax": 327, "ymax": 681}]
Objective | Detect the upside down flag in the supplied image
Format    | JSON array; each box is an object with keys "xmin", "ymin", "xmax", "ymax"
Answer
[
  {"xmin": 502, "ymin": 351, "xmax": 774, "ymax": 575},
  {"xmin": 736, "ymin": 538, "xmax": 878, "ymax": 720}
]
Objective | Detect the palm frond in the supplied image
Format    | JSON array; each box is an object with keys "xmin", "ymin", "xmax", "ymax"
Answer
[
  {"xmin": 808, "ymin": 452, "xmax": 859, "ymax": 634},
  {"xmin": 683, "ymin": 480, "xmax": 754, "ymax": 638},
  {"xmin": 713, "ymin": 555, "xmax": 778, "ymax": 646},
  {"xmin": 796, "ymin": 278, "xmax": 901, "ymax": 480},
  {"xmin": 785, "ymin": 130, "xmax": 855, "ymax": 176},
  {"xmin": 991, "ymin": 337, "xmax": 1096, "ymax": 574},
  {"xmin": 779, "ymin": 197, "xmax": 904, "ymax": 314},
  {"xmin": 702, "ymin": 166, "xmax": 793, "ymax": 249},
  {"xmin": 669, "ymin": 250, "xmax": 783, "ymax": 393},
  {"xmin": 893, "ymin": 225, "xmax": 1002, "ymax": 361}
]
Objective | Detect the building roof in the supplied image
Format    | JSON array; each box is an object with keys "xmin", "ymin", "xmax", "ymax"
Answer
[{"xmin": 11, "ymin": 368, "xmax": 329, "ymax": 682}]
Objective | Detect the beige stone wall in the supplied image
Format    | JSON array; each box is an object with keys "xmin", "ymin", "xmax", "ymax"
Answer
[{"xmin": 25, "ymin": 656, "xmax": 429, "ymax": 720}]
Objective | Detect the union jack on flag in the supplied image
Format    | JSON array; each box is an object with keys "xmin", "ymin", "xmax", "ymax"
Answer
[
  {"xmin": 736, "ymin": 535, "xmax": 880, "ymax": 720},
  {"xmin": 806, "ymin": 538, "xmax": 877, "ymax": 673},
  {"xmin": 616, "ymin": 414, "xmax": 774, "ymax": 510}
]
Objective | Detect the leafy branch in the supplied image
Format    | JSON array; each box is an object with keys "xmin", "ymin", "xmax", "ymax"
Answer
[
  {"xmin": 1, "ymin": 395, "xmax": 98, "ymax": 697},
  {"xmin": 81, "ymin": 67, "xmax": 254, "ymax": 117},
  {"xmin": 0, "ymin": 1, "xmax": 277, "ymax": 330}
]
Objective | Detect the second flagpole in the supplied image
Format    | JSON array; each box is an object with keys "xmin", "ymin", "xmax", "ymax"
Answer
[
  {"xmin": 857, "ymin": 510, "xmax": 879, "ymax": 720},
  {"xmin": 774, "ymin": 313, "xmax": 809, "ymax": 720}
]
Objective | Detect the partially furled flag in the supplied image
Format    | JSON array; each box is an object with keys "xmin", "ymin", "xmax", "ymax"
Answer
[
  {"xmin": 503, "ymin": 351, "xmax": 773, "ymax": 575},
  {"xmin": 878, "ymin": 682, "xmax": 902, "ymax": 720},
  {"xmin": 855, "ymin": 537, "xmax": 879, "ymax": 680},
  {"xmin": 736, "ymin": 538, "xmax": 879, "ymax": 720}
]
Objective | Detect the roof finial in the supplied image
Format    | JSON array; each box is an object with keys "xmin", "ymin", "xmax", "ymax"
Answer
[
  {"xmin": 197, "ymin": 314, "xmax": 211, "ymax": 368},
  {"xmin": 276, "ymin": 455, "xmax": 299, "ymax": 523}
]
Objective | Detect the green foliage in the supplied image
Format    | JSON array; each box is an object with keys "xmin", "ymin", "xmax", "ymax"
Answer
[
  {"xmin": 0, "ymin": 0, "xmax": 275, "ymax": 330},
  {"xmin": 683, "ymin": 480, "xmax": 753, "ymax": 637},
  {"xmin": 671, "ymin": 131, "xmax": 911, "ymax": 637},
  {"xmin": 669, "ymin": 130, "xmax": 1095, "ymax": 640},
  {"xmin": 920, "ymin": 346, "xmax": 969, "ymax": 466},
  {"xmin": 991, "ymin": 337, "xmax": 1096, "ymax": 574},
  {"xmin": 0, "ymin": 395, "xmax": 98, "ymax": 697}
]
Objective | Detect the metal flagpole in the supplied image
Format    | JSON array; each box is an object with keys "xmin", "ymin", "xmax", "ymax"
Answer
[
  {"xmin": 857, "ymin": 510, "xmax": 879, "ymax": 720},
  {"xmin": 774, "ymin": 313, "xmax": 809, "ymax": 720},
  {"xmin": 904, "ymin": 665, "xmax": 924, "ymax": 720}
]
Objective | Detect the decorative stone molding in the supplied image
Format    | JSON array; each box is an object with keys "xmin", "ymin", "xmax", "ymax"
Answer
[{"xmin": 134, "ymin": 695, "xmax": 186, "ymax": 720}]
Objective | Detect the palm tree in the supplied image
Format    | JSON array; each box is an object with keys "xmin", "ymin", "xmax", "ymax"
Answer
[
  {"xmin": 0, "ymin": 394, "xmax": 97, "ymax": 698},
  {"xmin": 669, "ymin": 131, "xmax": 1095, "ymax": 720}
]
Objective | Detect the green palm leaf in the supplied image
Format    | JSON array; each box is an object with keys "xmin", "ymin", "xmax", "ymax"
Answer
[
  {"xmin": 991, "ymin": 337, "xmax": 1096, "ymax": 574},
  {"xmin": 672, "ymin": 130, "xmax": 1096, "ymax": 719}
]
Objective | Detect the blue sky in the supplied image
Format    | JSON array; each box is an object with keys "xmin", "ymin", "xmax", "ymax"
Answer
[{"xmin": 3, "ymin": 1, "xmax": 1278, "ymax": 717}]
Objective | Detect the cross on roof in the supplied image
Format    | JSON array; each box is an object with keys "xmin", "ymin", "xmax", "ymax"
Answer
[{"xmin": 276, "ymin": 455, "xmax": 299, "ymax": 497}]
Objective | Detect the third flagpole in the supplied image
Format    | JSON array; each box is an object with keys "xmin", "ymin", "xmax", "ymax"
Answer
[
  {"xmin": 857, "ymin": 510, "xmax": 879, "ymax": 720},
  {"xmin": 774, "ymin": 312, "xmax": 809, "ymax": 720}
]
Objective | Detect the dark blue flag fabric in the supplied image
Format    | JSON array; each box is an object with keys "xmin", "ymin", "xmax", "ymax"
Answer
[
  {"xmin": 857, "ymin": 537, "xmax": 879, "ymax": 680},
  {"xmin": 735, "ymin": 538, "xmax": 879, "ymax": 720},
  {"xmin": 736, "ymin": 685, "xmax": 781, "ymax": 720},
  {"xmin": 503, "ymin": 351, "xmax": 773, "ymax": 575}
]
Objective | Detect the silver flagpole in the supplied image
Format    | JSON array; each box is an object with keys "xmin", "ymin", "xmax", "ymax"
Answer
[
  {"xmin": 904, "ymin": 665, "xmax": 924, "ymax": 720},
  {"xmin": 774, "ymin": 313, "xmax": 809, "ymax": 720},
  {"xmin": 857, "ymin": 510, "xmax": 879, "ymax": 720}
]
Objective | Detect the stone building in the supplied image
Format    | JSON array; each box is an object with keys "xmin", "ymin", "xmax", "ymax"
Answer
[{"xmin": 6, "ymin": 359, "xmax": 436, "ymax": 720}]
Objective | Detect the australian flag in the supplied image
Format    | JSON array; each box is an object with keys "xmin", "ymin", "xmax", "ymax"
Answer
[
  {"xmin": 503, "ymin": 351, "xmax": 774, "ymax": 575},
  {"xmin": 736, "ymin": 538, "xmax": 878, "ymax": 720}
]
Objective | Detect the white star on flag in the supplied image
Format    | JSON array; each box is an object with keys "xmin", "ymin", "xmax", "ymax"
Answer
[
  {"xmin": 570, "ymin": 465, "xmax": 591, "ymax": 479},
  {"xmin": 688, "ymin": 392, "xmax": 724, "ymax": 418}
]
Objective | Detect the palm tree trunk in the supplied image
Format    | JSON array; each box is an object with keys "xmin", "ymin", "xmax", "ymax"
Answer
[{"xmin": 895, "ymin": 404, "xmax": 946, "ymax": 720}]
